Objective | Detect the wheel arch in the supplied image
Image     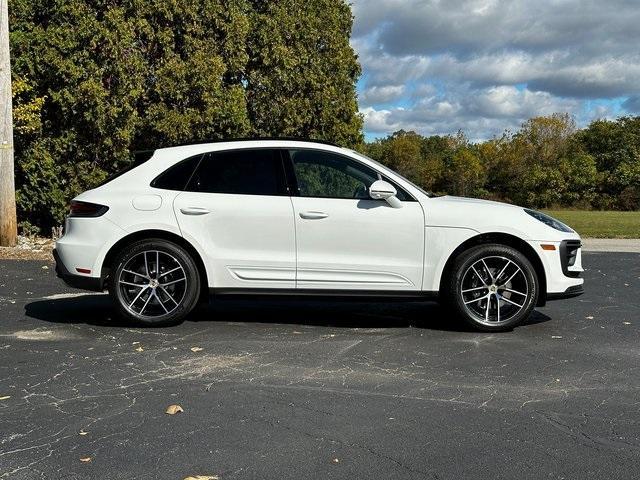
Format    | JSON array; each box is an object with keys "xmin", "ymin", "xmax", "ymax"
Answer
[
  {"xmin": 101, "ymin": 229, "xmax": 209, "ymax": 303},
  {"xmin": 438, "ymin": 232, "xmax": 547, "ymax": 306}
]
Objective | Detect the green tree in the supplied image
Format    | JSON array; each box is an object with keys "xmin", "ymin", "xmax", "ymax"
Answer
[
  {"xmin": 503, "ymin": 114, "xmax": 585, "ymax": 208},
  {"xmin": 9, "ymin": 0, "xmax": 363, "ymax": 231},
  {"xmin": 439, "ymin": 132, "xmax": 485, "ymax": 197},
  {"xmin": 364, "ymin": 130, "xmax": 445, "ymax": 193},
  {"xmin": 245, "ymin": 0, "xmax": 362, "ymax": 147},
  {"xmin": 578, "ymin": 117, "xmax": 640, "ymax": 209}
]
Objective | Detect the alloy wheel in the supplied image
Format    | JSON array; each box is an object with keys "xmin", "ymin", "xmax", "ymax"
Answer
[
  {"xmin": 459, "ymin": 255, "xmax": 529, "ymax": 326},
  {"xmin": 117, "ymin": 250, "xmax": 188, "ymax": 318}
]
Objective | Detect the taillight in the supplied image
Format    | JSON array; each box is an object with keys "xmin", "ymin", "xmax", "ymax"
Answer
[{"xmin": 69, "ymin": 200, "xmax": 109, "ymax": 218}]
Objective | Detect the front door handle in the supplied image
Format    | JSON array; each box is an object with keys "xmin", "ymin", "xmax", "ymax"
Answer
[
  {"xmin": 299, "ymin": 211, "xmax": 329, "ymax": 220},
  {"xmin": 180, "ymin": 207, "xmax": 211, "ymax": 216}
]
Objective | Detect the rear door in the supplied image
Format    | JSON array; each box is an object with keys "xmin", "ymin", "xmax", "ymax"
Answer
[{"xmin": 173, "ymin": 148, "xmax": 296, "ymax": 289}]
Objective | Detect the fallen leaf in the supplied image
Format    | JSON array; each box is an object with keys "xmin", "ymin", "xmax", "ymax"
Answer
[
  {"xmin": 190, "ymin": 347, "xmax": 203, "ymax": 352},
  {"xmin": 165, "ymin": 404, "xmax": 184, "ymax": 415},
  {"xmin": 135, "ymin": 346, "xmax": 144, "ymax": 352},
  {"xmin": 0, "ymin": 396, "xmax": 10, "ymax": 401},
  {"xmin": 183, "ymin": 476, "xmax": 219, "ymax": 480},
  {"xmin": 80, "ymin": 457, "xmax": 92, "ymax": 463}
]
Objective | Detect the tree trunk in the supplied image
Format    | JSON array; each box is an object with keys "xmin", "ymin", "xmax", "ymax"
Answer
[{"xmin": 0, "ymin": 0, "xmax": 16, "ymax": 247}]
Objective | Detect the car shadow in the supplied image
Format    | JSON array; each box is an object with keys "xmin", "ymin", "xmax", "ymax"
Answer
[{"xmin": 24, "ymin": 294, "xmax": 552, "ymax": 332}]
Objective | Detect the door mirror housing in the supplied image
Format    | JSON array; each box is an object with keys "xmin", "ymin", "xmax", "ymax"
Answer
[{"xmin": 369, "ymin": 180, "xmax": 402, "ymax": 208}]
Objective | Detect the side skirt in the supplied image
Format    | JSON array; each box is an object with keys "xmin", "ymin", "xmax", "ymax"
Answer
[{"xmin": 210, "ymin": 288, "xmax": 439, "ymax": 302}]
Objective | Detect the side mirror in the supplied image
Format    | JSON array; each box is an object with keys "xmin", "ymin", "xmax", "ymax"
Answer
[{"xmin": 369, "ymin": 180, "xmax": 402, "ymax": 208}]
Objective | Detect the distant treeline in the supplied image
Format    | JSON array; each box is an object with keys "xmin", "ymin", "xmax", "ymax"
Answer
[{"xmin": 364, "ymin": 114, "xmax": 640, "ymax": 211}]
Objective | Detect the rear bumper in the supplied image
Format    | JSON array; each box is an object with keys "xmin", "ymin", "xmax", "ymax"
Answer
[{"xmin": 53, "ymin": 248, "xmax": 104, "ymax": 292}]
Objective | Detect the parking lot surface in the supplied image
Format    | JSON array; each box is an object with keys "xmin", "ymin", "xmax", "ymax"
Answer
[{"xmin": 0, "ymin": 252, "xmax": 639, "ymax": 479}]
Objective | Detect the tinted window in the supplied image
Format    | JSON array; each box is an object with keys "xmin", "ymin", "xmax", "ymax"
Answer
[
  {"xmin": 290, "ymin": 149, "xmax": 414, "ymax": 201},
  {"xmin": 290, "ymin": 150, "xmax": 377, "ymax": 199},
  {"xmin": 187, "ymin": 149, "xmax": 286, "ymax": 196},
  {"xmin": 151, "ymin": 154, "xmax": 202, "ymax": 191}
]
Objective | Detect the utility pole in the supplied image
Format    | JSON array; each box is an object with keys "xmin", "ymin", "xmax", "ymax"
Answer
[{"xmin": 0, "ymin": 0, "xmax": 16, "ymax": 247}]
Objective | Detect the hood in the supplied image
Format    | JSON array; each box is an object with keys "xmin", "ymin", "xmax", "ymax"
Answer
[
  {"xmin": 425, "ymin": 196, "xmax": 580, "ymax": 241},
  {"xmin": 431, "ymin": 195, "xmax": 521, "ymax": 209}
]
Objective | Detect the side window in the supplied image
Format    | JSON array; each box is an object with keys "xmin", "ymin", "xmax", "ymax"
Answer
[
  {"xmin": 187, "ymin": 149, "xmax": 286, "ymax": 196},
  {"xmin": 290, "ymin": 149, "xmax": 378, "ymax": 199},
  {"xmin": 150, "ymin": 154, "xmax": 202, "ymax": 191}
]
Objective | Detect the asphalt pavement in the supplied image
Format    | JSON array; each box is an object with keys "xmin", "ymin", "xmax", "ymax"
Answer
[{"xmin": 0, "ymin": 252, "xmax": 639, "ymax": 479}]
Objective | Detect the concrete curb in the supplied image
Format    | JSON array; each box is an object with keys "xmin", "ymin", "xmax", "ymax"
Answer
[{"xmin": 582, "ymin": 238, "xmax": 640, "ymax": 253}]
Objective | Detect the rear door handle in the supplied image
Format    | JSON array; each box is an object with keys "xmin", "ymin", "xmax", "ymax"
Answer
[
  {"xmin": 180, "ymin": 207, "xmax": 211, "ymax": 216},
  {"xmin": 299, "ymin": 211, "xmax": 329, "ymax": 220}
]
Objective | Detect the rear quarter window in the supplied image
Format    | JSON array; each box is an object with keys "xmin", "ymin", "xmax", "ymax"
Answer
[{"xmin": 150, "ymin": 154, "xmax": 203, "ymax": 191}]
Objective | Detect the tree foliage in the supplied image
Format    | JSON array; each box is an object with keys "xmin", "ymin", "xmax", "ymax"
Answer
[
  {"xmin": 9, "ymin": 0, "xmax": 362, "ymax": 231},
  {"xmin": 245, "ymin": 0, "xmax": 362, "ymax": 146},
  {"xmin": 9, "ymin": 0, "xmax": 640, "ymax": 233},
  {"xmin": 364, "ymin": 114, "xmax": 639, "ymax": 211}
]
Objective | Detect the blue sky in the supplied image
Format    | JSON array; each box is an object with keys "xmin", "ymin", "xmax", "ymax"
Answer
[{"xmin": 350, "ymin": 0, "xmax": 640, "ymax": 141}]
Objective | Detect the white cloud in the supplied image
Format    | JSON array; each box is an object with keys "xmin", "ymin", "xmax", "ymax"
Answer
[
  {"xmin": 351, "ymin": 0, "xmax": 640, "ymax": 138},
  {"xmin": 361, "ymin": 86, "xmax": 580, "ymax": 139},
  {"xmin": 359, "ymin": 85, "xmax": 406, "ymax": 106}
]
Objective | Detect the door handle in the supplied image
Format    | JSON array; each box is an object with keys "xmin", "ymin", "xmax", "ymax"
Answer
[
  {"xmin": 180, "ymin": 207, "xmax": 211, "ymax": 216},
  {"xmin": 299, "ymin": 211, "xmax": 329, "ymax": 220}
]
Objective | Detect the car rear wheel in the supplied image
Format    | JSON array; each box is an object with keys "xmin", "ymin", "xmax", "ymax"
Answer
[
  {"xmin": 444, "ymin": 244, "xmax": 538, "ymax": 332},
  {"xmin": 109, "ymin": 239, "xmax": 200, "ymax": 326}
]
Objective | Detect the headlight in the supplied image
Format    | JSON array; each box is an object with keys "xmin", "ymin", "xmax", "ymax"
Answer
[{"xmin": 524, "ymin": 209, "xmax": 573, "ymax": 233}]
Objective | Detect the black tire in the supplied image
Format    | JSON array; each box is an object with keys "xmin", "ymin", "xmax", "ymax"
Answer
[
  {"xmin": 108, "ymin": 239, "xmax": 201, "ymax": 327},
  {"xmin": 443, "ymin": 244, "xmax": 538, "ymax": 332}
]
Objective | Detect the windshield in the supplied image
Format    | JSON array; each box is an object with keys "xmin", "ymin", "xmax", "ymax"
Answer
[{"xmin": 350, "ymin": 151, "xmax": 435, "ymax": 198}]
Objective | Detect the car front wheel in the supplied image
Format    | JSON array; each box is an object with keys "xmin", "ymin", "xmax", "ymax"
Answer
[
  {"xmin": 109, "ymin": 239, "xmax": 201, "ymax": 326},
  {"xmin": 444, "ymin": 244, "xmax": 538, "ymax": 332}
]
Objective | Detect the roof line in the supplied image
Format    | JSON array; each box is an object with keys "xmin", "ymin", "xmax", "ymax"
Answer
[{"xmin": 136, "ymin": 137, "xmax": 340, "ymax": 153}]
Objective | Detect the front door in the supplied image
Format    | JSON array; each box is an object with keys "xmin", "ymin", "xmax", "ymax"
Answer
[
  {"xmin": 174, "ymin": 148, "xmax": 296, "ymax": 289},
  {"xmin": 288, "ymin": 149, "xmax": 425, "ymax": 291}
]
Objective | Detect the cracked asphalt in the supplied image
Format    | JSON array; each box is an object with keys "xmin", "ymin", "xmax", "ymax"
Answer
[{"xmin": 0, "ymin": 252, "xmax": 639, "ymax": 479}]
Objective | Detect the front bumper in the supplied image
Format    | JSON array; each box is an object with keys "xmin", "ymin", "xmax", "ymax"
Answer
[
  {"xmin": 53, "ymin": 248, "xmax": 104, "ymax": 292},
  {"xmin": 546, "ymin": 284, "xmax": 584, "ymax": 301},
  {"xmin": 528, "ymin": 238, "xmax": 584, "ymax": 301}
]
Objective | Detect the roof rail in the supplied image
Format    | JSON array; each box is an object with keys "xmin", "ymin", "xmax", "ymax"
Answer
[{"xmin": 158, "ymin": 137, "xmax": 341, "ymax": 149}]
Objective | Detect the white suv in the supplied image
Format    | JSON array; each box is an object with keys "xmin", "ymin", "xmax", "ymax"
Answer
[{"xmin": 54, "ymin": 139, "xmax": 584, "ymax": 331}]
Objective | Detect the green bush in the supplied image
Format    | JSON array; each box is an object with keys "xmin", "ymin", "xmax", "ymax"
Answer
[{"xmin": 10, "ymin": 0, "xmax": 362, "ymax": 232}]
